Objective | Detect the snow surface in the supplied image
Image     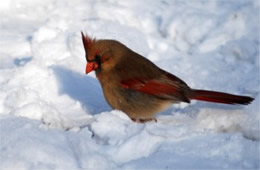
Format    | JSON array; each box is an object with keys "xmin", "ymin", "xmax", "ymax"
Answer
[{"xmin": 0, "ymin": 0, "xmax": 259, "ymax": 169}]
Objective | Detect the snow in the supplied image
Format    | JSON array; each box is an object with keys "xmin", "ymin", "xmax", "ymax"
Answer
[{"xmin": 0, "ymin": 0, "xmax": 259, "ymax": 169}]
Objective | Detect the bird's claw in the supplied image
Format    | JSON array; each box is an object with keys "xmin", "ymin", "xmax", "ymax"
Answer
[{"xmin": 131, "ymin": 118, "xmax": 157, "ymax": 123}]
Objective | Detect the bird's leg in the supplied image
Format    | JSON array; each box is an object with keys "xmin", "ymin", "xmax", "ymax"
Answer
[{"xmin": 131, "ymin": 118, "xmax": 157, "ymax": 123}]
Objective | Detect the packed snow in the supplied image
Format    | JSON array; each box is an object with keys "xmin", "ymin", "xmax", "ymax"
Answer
[{"xmin": 0, "ymin": 0, "xmax": 259, "ymax": 169}]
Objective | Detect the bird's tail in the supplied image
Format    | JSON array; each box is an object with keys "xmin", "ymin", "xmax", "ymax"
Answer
[{"xmin": 189, "ymin": 89, "xmax": 254, "ymax": 105}]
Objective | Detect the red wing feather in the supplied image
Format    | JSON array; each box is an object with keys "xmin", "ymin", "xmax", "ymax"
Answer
[
  {"xmin": 120, "ymin": 71, "xmax": 191, "ymax": 103},
  {"xmin": 121, "ymin": 78, "xmax": 177, "ymax": 95}
]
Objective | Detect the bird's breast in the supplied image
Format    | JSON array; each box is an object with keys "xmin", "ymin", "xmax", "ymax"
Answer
[{"xmin": 99, "ymin": 77, "xmax": 173, "ymax": 119}]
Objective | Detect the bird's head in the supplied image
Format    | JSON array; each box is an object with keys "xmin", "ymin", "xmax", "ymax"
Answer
[{"xmin": 81, "ymin": 32, "xmax": 122, "ymax": 74}]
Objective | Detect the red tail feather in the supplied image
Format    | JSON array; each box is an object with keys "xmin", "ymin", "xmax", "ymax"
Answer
[{"xmin": 189, "ymin": 89, "xmax": 254, "ymax": 105}]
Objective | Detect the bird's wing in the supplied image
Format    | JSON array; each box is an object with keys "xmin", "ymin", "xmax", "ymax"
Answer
[{"xmin": 120, "ymin": 73, "xmax": 190, "ymax": 102}]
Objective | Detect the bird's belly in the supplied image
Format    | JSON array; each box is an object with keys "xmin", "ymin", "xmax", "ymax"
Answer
[{"xmin": 103, "ymin": 86, "xmax": 173, "ymax": 119}]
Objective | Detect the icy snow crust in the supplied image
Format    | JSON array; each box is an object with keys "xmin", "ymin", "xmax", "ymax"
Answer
[{"xmin": 0, "ymin": 0, "xmax": 259, "ymax": 169}]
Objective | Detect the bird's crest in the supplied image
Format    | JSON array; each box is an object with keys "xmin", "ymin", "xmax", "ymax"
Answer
[{"xmin": 81, "ymin": 31, "xmax": 95, "ymax": 51}]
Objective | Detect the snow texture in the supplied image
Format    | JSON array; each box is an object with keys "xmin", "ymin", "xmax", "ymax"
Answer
[{"xmin": 0, "ymin": 0, "xmax": 259, "ymax": 169}]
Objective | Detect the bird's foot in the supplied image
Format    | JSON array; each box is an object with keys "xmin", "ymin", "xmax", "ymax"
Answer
[{"xmin": 131, "ymin": 118, "xmax": 157, "ymax": 123}]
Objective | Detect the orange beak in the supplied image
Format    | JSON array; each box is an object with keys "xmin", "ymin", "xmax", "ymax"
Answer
[{"xmin": 86, "ymin": 62, "xmax": 99, "ymax": 74}]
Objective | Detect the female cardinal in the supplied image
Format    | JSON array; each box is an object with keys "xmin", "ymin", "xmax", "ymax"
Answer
[{"xmin": 81, "ymin": 32, "xmax": 254, "ymax": 122}]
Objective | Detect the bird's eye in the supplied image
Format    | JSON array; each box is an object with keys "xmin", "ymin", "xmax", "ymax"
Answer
[{"xmin": 95, "ymin": 54, "xmax": 101, "ymax": 65}]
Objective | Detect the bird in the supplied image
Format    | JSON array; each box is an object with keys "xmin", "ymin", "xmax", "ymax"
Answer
[{"xmin": 81, "ymin": 32, "xmax": 254, "ymax": 123}]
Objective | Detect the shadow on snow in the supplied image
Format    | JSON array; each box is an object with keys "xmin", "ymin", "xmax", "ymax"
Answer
[{"xmin": 51, "ymin": 66, "xmax": 110, "ymax": 115}]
